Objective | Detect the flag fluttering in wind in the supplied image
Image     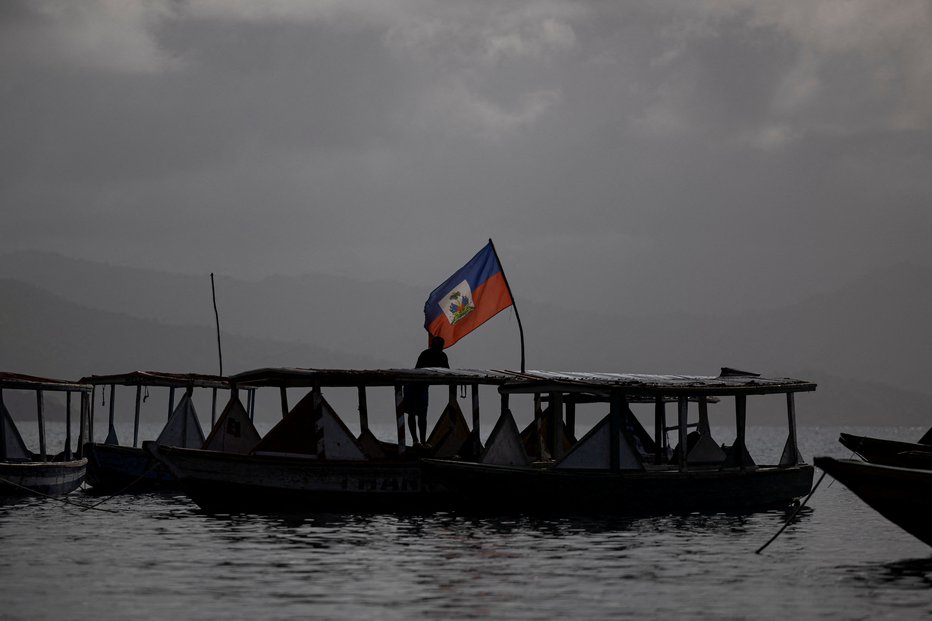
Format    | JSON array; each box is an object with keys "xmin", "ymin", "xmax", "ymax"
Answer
[{"xmin": 423, "ymin": 241, "xmax": 516, "ymax": 350}]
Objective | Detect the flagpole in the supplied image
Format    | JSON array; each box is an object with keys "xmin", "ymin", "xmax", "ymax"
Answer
[{"xmin": 488, "ymin": 238, "xmax": 526, "ymax": 372}]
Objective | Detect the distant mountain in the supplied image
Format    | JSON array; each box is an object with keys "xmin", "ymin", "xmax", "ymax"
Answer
[
  {"xmin": 0, "ymin": 278, "xmax": 391, "ymax": 381},
  {"xmin": 1, "ymin": 251, "xmax": 931, "ymax": 426}
]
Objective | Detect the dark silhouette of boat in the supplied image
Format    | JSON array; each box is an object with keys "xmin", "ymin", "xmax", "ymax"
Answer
[
  {"xmin": 1, "ymin": 373, "xmax": 91, "ymax": 498},
  {"xmin": 150, "ymin": 367, "xmax": 817, "ymax": 515},
  {"xmin": 424, "ymin": 369, "xmax": 816, "ymax": 515},
  {"xmin": 81, "ymin": 372, "xmax": 231, "ymax": 493},
  {"xmin": 838, "ymin": 428, "xmax": 932, "ymax": 468},
  {"xmin": 814, "ymin": 456, "xmax": 932, "ymax": 547}
]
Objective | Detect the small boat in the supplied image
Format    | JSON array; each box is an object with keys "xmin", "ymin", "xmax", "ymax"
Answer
[
  {"xmin": 148, "ymin": 367, "xmax": 514, "ymax": 512},
  {"xmin": 838, "ymin": 428, "xmax": 932, "ymax": 468},
  {"xmin": 1, "ymin": 372, "xmax": 91, "ymax": 498},
  {"xmin": 423, "ymin": 369, "xmax": 817, "ymax": 515},
  {"xmin": 81, "ymin": 371, "xmax": 230, "ymax": 493},
  {"xmin": 814, "ymin": 456, "xmax": 932, "ymax": 547}
]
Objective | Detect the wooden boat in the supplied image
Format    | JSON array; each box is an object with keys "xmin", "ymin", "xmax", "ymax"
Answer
[
  {"xmin": 82, "ymin": 372, "xmax": 230, "ymax": 493},
  {"xmin": 1, "ymin": 373, "xmax": 91, "ymax": 498},
  {"xmin": 814, "ymin": 456, "xmax": 932, "ymax": 547},
  {"xmin": 838, "ymin": 428, "xmax": 932, "ymax": 468},
  {"xmin": 423, "ymin": 369, "xmax": 817, "ymax": 515},
  {"xmin": 147, "ymin": 367, "xmax": 514, "ymax": 512}
]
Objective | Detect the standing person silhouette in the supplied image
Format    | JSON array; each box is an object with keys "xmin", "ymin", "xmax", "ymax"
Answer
[{"xmin": 405, "ymin": 336, "xmax": 449, "ymax": 446}]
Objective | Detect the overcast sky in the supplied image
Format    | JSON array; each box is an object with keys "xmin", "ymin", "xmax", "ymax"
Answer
[{"xmin": 2, "ymin": 0, "xmax": 931, "ymax": 315}]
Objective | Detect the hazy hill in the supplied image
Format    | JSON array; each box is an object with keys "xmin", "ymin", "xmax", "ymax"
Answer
[
  {"xmin": 1, "ymin": 252, "xmax": 931, "ymax": 425},
  {"xmin": 0, "ymin": 278, "xmax": 391, "ymax": 380}
]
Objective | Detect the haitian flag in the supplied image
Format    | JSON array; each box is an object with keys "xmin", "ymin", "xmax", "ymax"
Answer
[{"xmin": 424, "ymin": 242, "xmax": 514, "ymax": 348}]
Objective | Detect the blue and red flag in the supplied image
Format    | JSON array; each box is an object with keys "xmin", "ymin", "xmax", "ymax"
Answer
[{"xmin": 424, "ymin": 242, "xmax": 514, "ymax": 349}]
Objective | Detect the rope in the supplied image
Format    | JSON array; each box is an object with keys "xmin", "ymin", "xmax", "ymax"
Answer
[
  {"xmin": 0, "ymin": 475, "xmax": 118, "ymax": 513},
  {"xmin": 755, "ymin": 470, "xmax": 827, "ymax": 554},
  {"xmin": 79, "ymin": 459, "xmax": 165, "ymax": 512}
]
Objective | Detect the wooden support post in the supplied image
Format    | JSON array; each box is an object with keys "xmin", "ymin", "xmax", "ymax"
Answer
[
  {"xmin": 449, "ymin": 384, "xmax": 457, "ymax": 407},
  {"xmin": 471, "ymin": 383, "xmax": 480, "ymax": 436},
  {"xmin": 698, "ymin": 396, "xmax": 711, "ymax": 435},
  {"xmin": 311, "ymin": 383, "xmax": 322, "ymax": 456},
  {"xmin": 566, "ymin": 396, "xmax": 576, "ymax": 441},
  {"xmin": 89, "ymin": 385, "xmax": 96, "ymax": 443},
  {"xmin": 247, "ymin": 388, "xmax": 255, "ymax": 421},
  {"xmin": 533, "ymin": 393, "xmax": 544, "ymax": 459},
  {"xmin": 106, "ymin": 384, "xmax": 117, "ymax": 445},
  {"xmin": 78, "ymin": 391, "xmax": 88, "ymax": 458},
  {"xmin": 65, "ymin": 391, "xmax": 73, "ymax": 460},
  {"xmin": 357, "ymin": 385, "xmax": 369, "ymax": 433},
  {"xmin": 167, "ymin": 386, "xmax": 176, "ymax": 420},
  {"xmin": 395, "ymin": 383, "xmax": 406, "ymax": 453},
  {"xmin": 735, "ymin": 394, "xmax": 747, "ymax": 470},
  {"xmin": 550, "ymin": 392, "xmax": 563, "ymax": 460},
  {"xmin": 501, "ymin": 392, "xmax": 510, "ymax": 417},
  {"xmin": 609, "ymin": 390, "xmax": 622, "ymax": 472},
  {"xmin": 677, "ymin": 396, "xmax": 688, "ymax": 472},
  {"xmin": 654, "ymin": 397, "xmax": 665, "ymax": 465},
  {"xmin": 280, "ymin": 386, "xmax": 289, "ymax": 418},
  {"xmin": 211, "ymin": 388, "xmax": 218, "ymax": 427},
  {"xmin": 779, "ymin": 392, "xmax": 802, "ymax": 466},
  {"xmin": 36, "ymin": 389, "xmax": 47, "ymax": 461},
  {"xmin": 133, "ymin": 385, "xmax": 142, "ymax": 448},
  {"xmin": 0, "ymin": 390, "xmax": 6, "ymax": 460}
]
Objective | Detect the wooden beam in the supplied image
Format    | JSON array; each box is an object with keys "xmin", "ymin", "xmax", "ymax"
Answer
[
  {"xmin": 280, "ymin": 386, "xmax": 289, "ymax": 418},
  {"xmin": 36, "ymin": 389, "xmax": 47, "ymax": 461},
  {"xmin": 394, "ymin": 383, "xmax": 406, "ymax": 453},
  {"xmin": 677, "ymin": 396, "xmax": 688, "ymax": 472},
  {"xmin": 357, "ymin": 385, "xmax": 369, "ymax": 433},
  {"xmin": 133, "ymin": 385, "xmax": 142, "ymax": 448},
  {"xmin": 654, "ymin": 396, "xmax": 665, "ymax": 465},
  {"xmin": 65, "ymin": 391, "xmax": 73, "ymax": 460},
  {"xmin": 471, "ymin": 383, "xmax": 480, "ymax": 436},
  {"xmin": 735, "ymin": 394, "xmax": 747, "ymax": 470}
]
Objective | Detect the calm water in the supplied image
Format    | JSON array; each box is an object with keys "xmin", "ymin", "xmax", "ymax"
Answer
[{"xmin": 1, "ymin": 426, "xmax": 930, "ymax": 620}]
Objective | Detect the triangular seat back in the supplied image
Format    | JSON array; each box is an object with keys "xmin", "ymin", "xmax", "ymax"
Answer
[
  {"xmin": 252, "ymin": 391, "xmax": 365, "ymax": 460},
  {"xmin": 480, "ymin": 410, "xmax": 530, "ymax": 466},
  {"xmin": 555, "ymin": 413, "xmax": 643, "ymax": 470},
  {"xmin": 519, "ymin": 405, "xmax": 573, "ymax": 461},
  {"xmin": 156, "ymin": 393, "xmax": 205, "ymax": 448},
  {"xmin": 203, "ymin": 396, "xmax": 261, "ymax": 454},
  {"xmin": 426, "ymin": 399, "xmax": 470, "ymax": 458},
  {"xmin": 0, "ymin": 399, "xmax": 31, "ymax": 461}
]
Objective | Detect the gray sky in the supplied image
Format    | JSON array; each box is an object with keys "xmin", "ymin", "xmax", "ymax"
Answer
[{"xmin": 3, "ymin": 1, "xmax": 931, "ymax": 315}]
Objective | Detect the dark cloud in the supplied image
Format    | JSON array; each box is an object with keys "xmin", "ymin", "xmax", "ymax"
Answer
[{"xmin": 2, "ymin": 0, "xmax": 930, "ymax": 313}]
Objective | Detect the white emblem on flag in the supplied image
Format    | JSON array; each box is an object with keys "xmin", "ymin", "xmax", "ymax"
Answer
[{"xmin": 440, "ymin": 280, "xmax": 475, "ymax": 326}]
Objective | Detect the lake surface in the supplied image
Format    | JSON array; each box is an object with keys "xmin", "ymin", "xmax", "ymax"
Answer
[{"xmin": 1, "ymin": 426, "xmax": 930, "ymax": 620}]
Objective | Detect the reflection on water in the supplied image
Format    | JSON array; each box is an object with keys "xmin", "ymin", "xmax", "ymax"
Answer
[{"xmin": 1, "ymin": 428, "xmax": 930, "ymax": 620}]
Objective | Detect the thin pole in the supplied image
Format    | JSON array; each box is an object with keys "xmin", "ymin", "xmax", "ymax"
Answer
[
  {"xmin": 488, "ymin": 238, "xmax": 526, "ymax": 372},
  {"xmin": 211, "ymin": 273, "xmax": 224, "ymax": 376}
]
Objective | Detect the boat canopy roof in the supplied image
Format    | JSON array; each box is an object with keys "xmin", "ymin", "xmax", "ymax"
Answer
[
  {"xmin": 79, "ymin": 371, "xmax": 229, "ymax": 389},
  {"xmin": 0, "ymin": 372, "xmax": 92, "ymax": 393},
  {"xmin": 498, "ymin": 369, "xmax": 816, "ymax": 397},
  {"xmin": 230, "ymin": 367, "xmax": 516, "ymax": 388}
]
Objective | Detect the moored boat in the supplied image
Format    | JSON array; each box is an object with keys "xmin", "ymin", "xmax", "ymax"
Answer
[
  {"xmin": 1, "ymin": 373, "xmax": 91, "ymax": 498},
  {"xmin": 148, "ymin": 367, "xmax": 514, "ymax": 512},
  {"xmin": 423, "ymin": 369, "xmax": 817, "ymax": 515},
  {"xmin": 814, "ymin": 456, "xmax": 932, "ymax": 547},
  {"xmin": 82, "ymin": 371, "xmax": 230, "ymax": 493},
  {"xmin": 838, "ymin": 428, "xmax": 932, "ymax": 468}
]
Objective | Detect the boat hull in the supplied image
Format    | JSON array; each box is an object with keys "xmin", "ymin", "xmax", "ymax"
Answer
[
  {"xmin": 150, "ymin": 444, "xmax": 435, "ymax": 513},
  {"xmin": 838, "ymin": 433, "xmax": 932, "ymax": 468},
  {"xmin": 422, "ymin": 460, "xmax": 814, "ymax": 515},
  {"xmin": 814, "ymin": 456, "xmax": 932, "ymax": 547},
  {"xmin": 0, "ymin": 459, "xmax": 87, "ymax": 497},
  {"xmin": 85, "ymin": 443, "xmax": 177, "ymax": 493}
]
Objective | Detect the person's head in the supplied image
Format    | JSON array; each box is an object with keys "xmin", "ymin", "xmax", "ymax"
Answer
[{"xmin": 430, "ymin": 336, "xmax": 445, "ymax": 350}]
